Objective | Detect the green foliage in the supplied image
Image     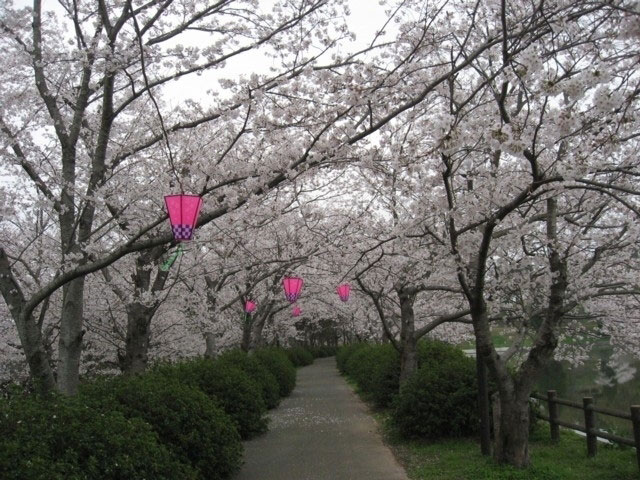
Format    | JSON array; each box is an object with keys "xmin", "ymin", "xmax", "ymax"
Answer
[
  {"xmin": 253, "ymin": 348, "xmax": 297, "ymax": 397},
  {"xmin": 336, "ymin": 343, "xmax": 368, "ymax": 373},
  {"xmin": 417, "ymin": 338, "xmax": 468, "ymax": 368},
  {"xmin": 217, "ymin": 349, "xmax": 281, "ymax": 409},
  {"xmin": 79, "ymin": 374, "xmax": 242, "ymax": 480},
  {"xmin": 154, "ymin": 358, "xmax": 268, "ymax": 439},
  {"xmin": 392, "ymin": 354, "xmax": 479, "ymax": 439},
  {"xmin": 285, "ymin": 346, "xmax": 314, "ymax": 366},
  {"xmin": 343, "ymin": 344, "xmax": 400, "ymax": 408},
  {"xmin": 308, "ymin": 345, "xmax": 338, "ymax": 358},
  {"xmin": 0, "ymin": 393, "xmax": 195, "ymax": 480}
]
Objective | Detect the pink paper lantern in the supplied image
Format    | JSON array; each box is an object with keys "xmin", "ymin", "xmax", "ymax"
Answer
[
  {"xmin": 164, "ymin": 194, "xmax": 203, "ymax": 241},
  {"xmin": 337, "ymin": 283, "xmax": 351, "ymax": 302},
  {"xmin": 244, "ymin": 300, "xmax": 257, "ymax": 314},
  {"xmin": 292, "ymin": 305, "xmax": 301, "ymax": 317},
  {"xmin": 282, "ymin": 276, "xmax": 304, "ymax": 303}
]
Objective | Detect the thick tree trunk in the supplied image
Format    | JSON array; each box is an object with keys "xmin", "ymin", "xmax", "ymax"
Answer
[
  {"xmin": 494, "ymin": 394, "xmax": 531, "ymax": 466},
  {"xmin": 57, "ymin": 277, "xmax": 85, "ymax": 395},
  {"xmin": 249, "ymin": 315, "xmax": 266, "ymax": 351},
  {"xmin": 398, "ymin": 288, "xmax": 418, "ymax": 383},
  {"xmin": 241, "ymin": 315, "xmax": 252, "ymax": 352},
  {"xmin": 120, "ymin": 304, "xmax": 153, "ymax": 375},
  {"xmin": 17, "ymin": 312, "xmax": 56, "ymax": 394},
  {"xmin": 204, "ymin": 332, "xmax": 218, "ymax": 358},
  {"xmin": 0, "ymin": 248, "xmax": 56, "ymax": 394}
]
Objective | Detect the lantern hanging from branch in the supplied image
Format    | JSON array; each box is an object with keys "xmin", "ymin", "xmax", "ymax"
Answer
[
  {"xmin": 282, "ymin": 276, "xmax": 304, "ymax": 303},
  {"xmin": 244, "ymin": 300, "xmax": 257, "ymax": 314},
  {"xmin": 164, "ymin": 194, "xmax": 203, "ymax": 241},
  {"xmin": 292, "ymin": 305, "xmax": 301, "ymax": 317},
  {"xmin": 336, "ymin": 283, "xmax": 351, "ymax": 302}
]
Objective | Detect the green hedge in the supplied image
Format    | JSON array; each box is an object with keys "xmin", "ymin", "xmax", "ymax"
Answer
[
  {"xmin": 391, "ymin": 354, "xmax": 479, "ymax": 439},
  {"xmin": 254, "ymin": 348, "xmax": 296, "ymax": 397},
  {"xmin": 343, "ymin": 343, "xmax": 400, "ymax": 408},
  {"xmin": 154, "ymin": 358, "xmax": 268, "ymax": 439},
  {"xmin": 285, "ymin": 346, "xmax": 314, "ymax": 367},
  {"xmin": 0, "ymin": 393, "xmax": 195, "ymax": 480},
  {"xmin": 217, "ymin": 349, "xmax": 281, "ymax": 409},
  {"xmin": 79, "ymin": 374, "xmax": 242, "ymax": 480}
]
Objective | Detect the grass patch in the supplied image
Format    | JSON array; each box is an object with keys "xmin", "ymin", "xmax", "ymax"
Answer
[{"xmin": 376, "ymin": 414, "xmax": 638, "ymax": 480}]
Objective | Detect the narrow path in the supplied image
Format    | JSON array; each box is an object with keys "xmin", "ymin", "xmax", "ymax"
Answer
[{"xmin": 234, "ymin": 357, "xmax": 409, "ymax": 480}]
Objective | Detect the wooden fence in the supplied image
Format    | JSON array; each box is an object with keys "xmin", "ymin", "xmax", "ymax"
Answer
[{"xmin": 531, "ymin": 390, "xmax": 640, "ymax": 471}]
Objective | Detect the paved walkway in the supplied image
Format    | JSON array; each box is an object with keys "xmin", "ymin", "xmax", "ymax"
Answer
[{"xmin": 235, "ymin": 357, "xmax": 409, "ymax": 480}]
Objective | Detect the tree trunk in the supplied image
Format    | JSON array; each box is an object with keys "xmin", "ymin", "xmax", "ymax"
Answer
[
  {"xmin": 120, "ymin": 304, "xmax": 153, "ymax": 375},
  {"xmin": 57, "ymin": 277, "xmax": 85, "ymax": 395},
  {"xmin": 398, "ymin": 288, "xmax": 418, "ymax": 383},
  {"xmin": 249, "ymin": 315, "xmax": 267, "ymax": 351},
  {"xmin": 494, "ymin": 394, "xmax": 531, "ymax": 466},
  {"xmin": 204, "ymin": 332, "xmax": 218, "ymax": 358},
  {"xmin": 0, "ymin": 248, "xmax": 56, "ymax": 394},
  {"xmin": 241, "ymin": 314, "xmax": 252, "ymax": 352}
]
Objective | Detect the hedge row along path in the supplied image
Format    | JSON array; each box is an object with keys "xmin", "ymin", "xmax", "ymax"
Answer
[{"xmin": 235, "ymin": 357, "xmax": 409, "ymax": 479}]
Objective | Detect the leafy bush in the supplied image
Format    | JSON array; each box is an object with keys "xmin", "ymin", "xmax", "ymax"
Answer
[
  {"xmin": 155, "ymin": 358, "xmax": 267, "ymax": 439},
  {"xmin": 217, "ymin": 349, "xmax": 281, "ymax": 409},
  {"xmin": 253, "ymin": 348, "xmax": 296, "ymax": 397},
  {"xmin": 285, "ymin": 346, "xmax": 314, "ymax": 367},
  {"xmin": 392, "ymin": 354, "xmax": 479, "ymax": 439},
  {"xmin": 80, "ymin": 374, "xmax": 242, "ymax": 479},
  {"xmin": 0, "ymin": 393, "xmax": 195, "ymax": 480},
  {"xmin": 308, "ymin": 346, "xmax": 338, "ymax": 358},
  {"xmin": 343, "ymin": 344, "xmax": 400, "ymax": 408},
  {"xmin": 418, "ymin": 338, "xmax": 468, "ymax": 368},
  {"xmin": 336, "ymin": 343, "xmax": 367, "ymax": 373}
]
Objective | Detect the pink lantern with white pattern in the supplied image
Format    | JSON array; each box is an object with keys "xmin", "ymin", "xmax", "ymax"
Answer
[
  {"xmin": 336, "ymin": 283, "xmax": 351, "ymax": 302},
  {"xmin": 282, "ymin": 276, "xmax": 304, "ymax": 303},
  {"xmin": 164, "ymin": 194, "xmax": 203, "ymax": 241}
]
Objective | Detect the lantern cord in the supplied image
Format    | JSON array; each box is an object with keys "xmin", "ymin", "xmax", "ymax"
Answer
[{"xmin": 129, "ymin": 5, "xmax": 183, "ymax": 192}]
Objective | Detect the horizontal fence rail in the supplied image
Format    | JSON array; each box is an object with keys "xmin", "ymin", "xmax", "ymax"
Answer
[{"xmin": 531, "ymin": 390, "xmax": 640, "ymax": 472}]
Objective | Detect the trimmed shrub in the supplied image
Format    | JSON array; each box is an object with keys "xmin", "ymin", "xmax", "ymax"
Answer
[
  {"xmin": 418, "ymin": 338, "xmax": 468, "ymax": 368},
  {"xmin": 392, "ymin": 354, "xmax": 479, "ymax": 439},
  {"xmin": 308, "ymin": 346, "xmax": 338, "ymax": 358},
  {"xmin": 285, "ymin": 346, "xmax": 314, "ymax": 367},
  {"xmin": 336, "ymin": 343, "xmax": 367, "ymax": 373},
  {"xmin": 0, "ymin": 393, "xmax": 195, "ymax": 480},
  {"xmin": 80, "ymin": 375, "xmax": 242, "ymax": 480},
  {"xmin": 155, "ymin": 358, "xmax": 267, "ymax": 439},
  {"xmin": 343, "ymin": 344, "xmax": 400, "ymax": 408},
  {"xmin": 217, "ymin": 349, "xmax": 281, "ymax": 409},
  {"xmin": 254, "ymin": 348, "xmax": 296, "ymax": 397}
]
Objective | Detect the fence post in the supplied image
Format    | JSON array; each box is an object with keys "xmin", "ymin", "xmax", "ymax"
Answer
[
  {"xmin": 548, "ymin": 390, "xmax": 559, "ymax": 442},
  {"xmin": 631, "ymin": 405, "xmax": 640, "ymax": 472},
  {"xmin": 583, "ymin": 397, "xmax": 597, "ymax": 457}
]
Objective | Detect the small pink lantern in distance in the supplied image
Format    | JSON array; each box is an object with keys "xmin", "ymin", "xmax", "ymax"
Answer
[
  {"xmin": 292, "ymin": 305, "xmax": 302, "ymax": 317},
  {"xmin": 282, "ymin": 276, "xmax": 304, "ymax": 303},
  {"xmin": 244, "ymin": 300, "xmax": 257, "ymax": 314},
  {"xmin": 164, "ymin": 194, "xmax": 203, "ymax": 241},
  {"xmin": 337, "ymin": 283, "xmax": 351, "ymax": 302}
]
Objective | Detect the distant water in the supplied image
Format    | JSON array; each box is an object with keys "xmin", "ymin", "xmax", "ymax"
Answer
[{"xmin": 535, "ymin": 340, "xmax": 640, "ymax": 439}]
